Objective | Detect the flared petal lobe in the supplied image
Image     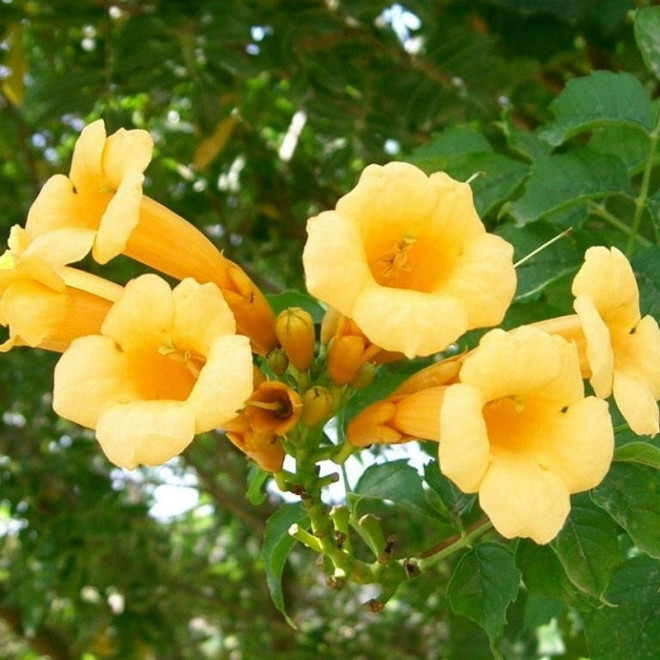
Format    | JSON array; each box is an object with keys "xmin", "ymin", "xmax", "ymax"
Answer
[
  {"xmin": 572, "ymin": 246, "xmax": 660, "ymax": 435},
  {"xmin": 439, "ymin": 327, "xmax": 613, "ymax": 543},
  {"xmin": 303, "ymin": 162, "xmax": 516, "ymax": 358},
  {"xmin": 53, "ymin": 275, "xmax": 253, "ymax": 469}
]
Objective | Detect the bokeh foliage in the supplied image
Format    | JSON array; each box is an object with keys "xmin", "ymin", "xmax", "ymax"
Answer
[{"xmin": 0, "ymin": 1, "xmax": 657, "ymax": 658}]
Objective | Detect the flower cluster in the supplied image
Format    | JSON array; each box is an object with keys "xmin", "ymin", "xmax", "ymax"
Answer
[{"xmin": 2, "ymin": 121, "xmax": 659, "ymax": 551}]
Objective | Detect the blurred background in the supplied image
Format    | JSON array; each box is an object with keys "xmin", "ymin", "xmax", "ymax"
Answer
[{"xmin": 0, "ymin": 1, "xmax": 650, "ymax": 657}]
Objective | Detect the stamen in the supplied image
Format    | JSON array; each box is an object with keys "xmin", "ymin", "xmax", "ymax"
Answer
[{"xmin": 380, "ymin": 235, "xmax": 417, "ymax": 279}]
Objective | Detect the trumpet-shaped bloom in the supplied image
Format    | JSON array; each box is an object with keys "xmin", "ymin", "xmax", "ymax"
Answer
[
  {"xmin": 223, "ymin": 381, "xmax": 301, "ymax": 472},
  {"xmin": 572, "ymin": 246, "xmax": 660, "ymax": 436},
  {"xmin": 23, "ymin": 119, "xmax": 276, "ymax": 354},
  {"xmin": 303, "ymin": 162, "xmax": 516, "ymax": 358},
  {"xmin": 53, "ymin": 274, "xmax": 253, "ymax": 469},
  {"xmin": 439, "ymin": 327, "xmax": 613, "ymax": 544},
  {"xmin": 0, "ymin": 227, "xmax": 121, "ymax": 352}
]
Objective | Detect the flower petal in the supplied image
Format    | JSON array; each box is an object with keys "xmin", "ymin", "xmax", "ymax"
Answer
[
  {"xmin": 171, "ymin": 279, "xmax": 236, "ymax": 355},
  {"xmin": 572, "ymin": 246, "xmax": 640, "ymax": 329},
  {"xmin": 101, "ymin": 274, "xmax": 174, "ymax": 351},
  {"xmin": 479, "ymin": 450, "xmax": 570, "ymax": 544},
  {"xmin": 69, "ymin": 120, "xmax": 107, "ymax": 191},
  {"xmin": 101, "ymin": 127, "xmax": 153, "ymax": 191},
  {"xmin": 94, "ymin": 169, "xmax": 145, "ymax": 264},
  {"xmin": 53, "ymin": 335, "xmax": 137, "ymax": 429},
  {"xmin": 189, "ymin": 334, "xmax": 253, "ymax": 432},
  {"xmin": 574, "ymin": 294, "xmax": 614, "ymax": 398},
  {"xmin": 439, "ymin": 233, "xmax": 516, "ymax": 328},
  {"xmin": 613, "ymin": 370, "xmax": 659, "ymax": 436},
  {"xmin": 96, "ymin": 400, "xmax": 195, "ymax": 469},
  {"xmin": 353, "ymin": 285, "xmax": 467, "ymax": 358},
  {"xmin": 533, "ymin": 396, "xmax": 614, "ymax": 492},
  {"xmin": 439, "ymin": 383, "xmax": 490, "ymax": 492},
  {"xmin": 303, "ymin": 211, "xmax": 373, "ymax": 316},
  {"xmin": 460, "ymin": 327, "xmax": 583, "ymax": 405}
]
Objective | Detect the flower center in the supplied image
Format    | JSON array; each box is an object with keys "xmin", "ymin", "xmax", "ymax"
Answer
[
  {"xmin": 379, "ymin": 237, "xmax": 416, "ymax": 279},
  {"xmin": 158, "ymin": 341, "xmax": 206, "ymax": 378},
  {"xmin": 482, "ymin": 395, "xmax": 536, "ymax": 453}
]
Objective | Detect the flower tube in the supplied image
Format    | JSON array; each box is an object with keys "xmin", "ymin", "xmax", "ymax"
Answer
[
  {"xmin": 22, "ymin": 119, "xmax": 276, "ymax": 354},
  {"xmin": 53, "ymin": 274, "xmax": 253, "ymax": 469},
  {"xmin": 303, "ymin": 162, "xmax": 516, "ymax": 358},
  {"xmin": 0, "ymin": 229, "xmax": 122, "ymax": 352}
]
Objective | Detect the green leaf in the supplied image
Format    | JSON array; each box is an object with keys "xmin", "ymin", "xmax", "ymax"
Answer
[
  {"xmin": 423, "ymin": 460, "xmax": 476, "ymax": 527},
  {"xmin": 447, "ymin": 542, "xmax": 521, "ymax": 647},
  {"xmin": 497, "ymin": 220, "xmax": 581, "ymax": 301},
  {"xmin": 515, "ymin": 540, "xmax": 593, "ymax": 608},
  {"xmin": 552, "ymin": 494, "xmax": 621, "ymax": 600},
  {"xmin": 589, "ymin": 124, "xmax": 659, "ymax": 176},
  {"xmin": 443, "ymin": 152, "xmax": 529, "ymax": 217},
  {"xmin": 634, "ymin": 245, "xmax": 660, "ymax": 318},
  {"xmin": 614, "ymin": 441, "xmax": 660, "ymax": 470},
  {"xmin": 508, "ymin": 149, "xmax": 631, "ymax": 226},
  {"xmin": 409, "ymin": 126, "xmax": 493, "ymax": 169},
  {"xmin": 267, "ymin": 291, "xmax": 326, "ymax": 323},
  {"xmin": 407, "ymin": 128, "xmax": 529, "ymax": 216},
  {"xmin": 246, "ymin": 464, "xmax": 270, "ymax": 506},
  {"xmin": 635, "ymin": 7, "xmax": 660, "ymax": 81},
  {"xmin": 591, "ymin": 463, "xmax": 660, "ymax": 559},
  {"xmin": 585, "ymin": 555, "xmax": 660, "ymax": 660},
  {"xmin": 539, "ymin": 71, "xmax": 652, "ymax": 146},
  {"xmin": 261, "ymin": 503, "xmax": 309, "ymax": 626},
  {"xmin": 354, "ymin": 459, "xmax": 441, "ymax": 520}
]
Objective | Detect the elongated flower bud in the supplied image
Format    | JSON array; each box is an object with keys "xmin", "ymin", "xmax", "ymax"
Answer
[{"xmin": 275, "ymin": 307, "xmax": 316, "ymax": 372}]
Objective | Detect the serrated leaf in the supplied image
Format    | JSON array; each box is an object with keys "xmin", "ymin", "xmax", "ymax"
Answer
[
  {"xmin": 614, "ymin": 441, "xmax": 660, "ymax": 470},
  {"xmin": 516, "ymin": 540, "xmax": 593, "ymax": 608},
  {"xmin": 585, "ymin": 555, "xmax": 660, "ymax": 660},
  {"xmin": 552, "ymin": 494, "xmax": 621, "ymax": 599},
  {"xmin": 261, "ymin": 503, "xmax": 309, "ymax": 626},
  {"xmin": 539, "ymin": 71, "xmax": 652, "ymax": 146},
  {"xmin": 447, "ymin": 542, "xmax": 521, "ymax": 647},
  {"xmin": 354, "ymin": 459, "xmax": 441, "ymax": 520},
  {"xmin": 591, "ymin": 463, "xmax": 660, "ymax": 559},
  {"xmin": 267, "ymin": 291, "xmax": 326, "ymax": 323},
  {"xmin": 635, "ymin": 7, "xmax": 660, "ymax": 81},
  {"xmin": 508, "ymin": 149, "xmax": 631, "ymax": 226}
]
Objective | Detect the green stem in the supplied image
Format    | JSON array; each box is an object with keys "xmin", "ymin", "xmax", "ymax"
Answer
[
  {"xmin": 588, "ymin": 203, "xmax": 652, "ymax": 249},
  {"xmin": 626, "ymin": 111, "xmax": 660, "ymax": 257},
  {"xmin": 410, "ymin": 518, "xmax": 494, "ymax": 572}
]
